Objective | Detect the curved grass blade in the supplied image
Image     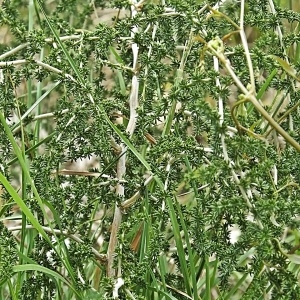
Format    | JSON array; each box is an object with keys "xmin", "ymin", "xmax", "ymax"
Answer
[
  {"xmin": 13, "ymin": 264, "xmax": 82, "ymax": 298},
  {"xmin": 36, "ymin": 0, "xmax": 85, "ymax": 86},
  {"xmin": 166, "ymin": 196, "xmax": 192, "ymax": 297},
  {"xmin": 0, "ymin": 173, "xmax": 50, "ymax": 243}
]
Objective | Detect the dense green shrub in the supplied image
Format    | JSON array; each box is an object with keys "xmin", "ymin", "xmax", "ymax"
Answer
[{"xmin": 0, "ymin": 0, "xmax": 300, "ymax": 299}]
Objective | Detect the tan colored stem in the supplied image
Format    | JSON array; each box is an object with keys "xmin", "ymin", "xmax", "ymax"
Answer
[
  {"xmin": 208, "ymin": 45, "xmax": 300, "ymax": 152},
  {"xmin": 106, "ymin": 2, "xmax": 140, "ymax": 281}
]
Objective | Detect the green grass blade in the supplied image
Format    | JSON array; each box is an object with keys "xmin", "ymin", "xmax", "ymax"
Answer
[
  {"xmin": 13, "ymin": 264, "xmax": 82, "ymax": 298},
  {"xmin": 174, "ymin": 199, "xmax": 199, "ymax": 299},
  {"xmin": 0, "ymin": 173, "xmax": 50, "ymax": 243},
  {"xmin": 205, "ymin": 255, "xmax": 211, "ymax": 300},
  {"xmin": 256, "ymin": 69, "xmax": 278, "ymax": 100},
  {"xmin": 247, "ymin": 68, "xmax": 277, "ymax": 116},
  {"xmin": 11, "ymin": 81, "xmax": 61, "ymax": 131},
  {"xmin": 36, "ymin": 0, "xmax": 84, "ymax": 85},
  {"xmin": 0, "ymin": 111, "xmax": 79, "ymax": 286},
  {"xmin": 0, "ymin": 110, "xmax": 53, "ymax": 229},
  {"xmin": 102, "ymin": 114, "xmax": 152, "ymax": 171},
  {"xmin": 166, "ymin": 196, "xmax": 192, "ymax": 296},
  {"xmin": 109, "ymin": 46, "xmax": 126, "ymax": 96},
  {"xmin": 209, "ymin": 258, "xmax": 218, "ymax": 290},
  {"xmin": 223, "ymin": 272, "xmax": 248, "ymax": 300},
  {"xmin": 148, "ymin": 269, "xmax": 180, "ymax": 300},
  {"xmin": 7, "ymin": 132, "xmax": 56, "ymax": 166}
]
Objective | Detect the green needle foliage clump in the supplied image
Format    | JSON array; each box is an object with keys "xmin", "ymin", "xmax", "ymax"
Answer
[{"xmin": 0, "ymin": 0, "xmax": 300, "ymax": 299}]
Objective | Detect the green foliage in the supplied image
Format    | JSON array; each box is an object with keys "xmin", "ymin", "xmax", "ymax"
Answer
[
  {"xmin": 0, "ymin": 222, "xmax": 18, "ymax": 282},
  {"xmin": 0, "ymin": 0, "xmax": 300, "ymax": 299}
]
